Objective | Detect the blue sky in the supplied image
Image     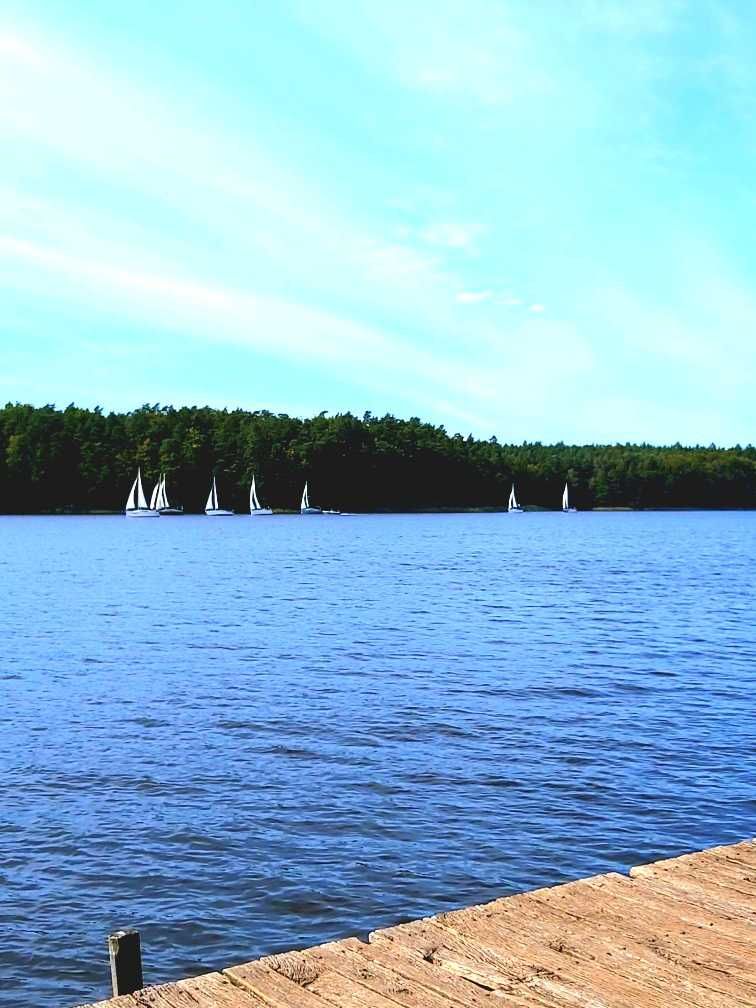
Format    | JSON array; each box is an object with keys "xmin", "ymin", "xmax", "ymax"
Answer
[{"xmin": 1, "ymin": 1, "xmax": 755, "ymax": 445}]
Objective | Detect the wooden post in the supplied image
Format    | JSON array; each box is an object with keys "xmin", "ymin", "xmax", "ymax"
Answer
[{"xmin": 107, "ymin": 929, "xmax": 143, "ymax": 996}]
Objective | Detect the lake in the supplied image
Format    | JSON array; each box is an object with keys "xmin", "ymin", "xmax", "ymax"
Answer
[{"xmin": 1, "ymin": 511, "xmax": 754, "ymax": 1007}]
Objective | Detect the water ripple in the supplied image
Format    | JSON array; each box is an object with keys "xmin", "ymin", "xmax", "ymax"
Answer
[{"xmin": 0, "ymin": 511, "xmax": 754, "ymax": 1006}]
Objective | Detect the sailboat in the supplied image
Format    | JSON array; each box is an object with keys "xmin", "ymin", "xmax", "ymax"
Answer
[
  {"xmin": 150, "ymin": 473, "xmax": 183, "ymax": 515},
  {"xmin": 508, "ymin": 483, "xmax": 524, "ymax": 513},
  {"xmin": 125, "ymin": 468, "xmax": 159, "ymax": 517},
  {"xmin": 300, "ymin": 482, "xmax": 322, "ymax": 515},
  {"xmin": 205, "ymin": 476, "xmax": 235, "ymax": 516},
  {"xmin": 249, "ymin": 475, "xmax": 273, "ymax": 516},
  {"xmin": 562, "ymin": 482, "xmax": 577, "ymax": 513}
]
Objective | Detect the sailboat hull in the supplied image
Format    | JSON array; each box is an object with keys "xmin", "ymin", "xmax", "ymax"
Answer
[
  {"xmin": 562, "ymin": 507, "xmax": 577, "ymax": 513},
  {"xmin": 250, "ymin": 508, "xmax": 273, "ymax": 516},
  {"xmin": 301, "ymin": 507, "xmax": 323, "ymax": 515},
  {"xmin": 125, "ymin": 508, "xmax": 160, "ymax": 517},
  {"xmin": 205, "ymin": 508, "xmax": 235, "ymax": 516},
  {"xmin": 508, "ymin": 507, "xmax": 524, "ymax": 513},
  {"xmin": 158, "ymin": 507, "xmax": 184, "ymax": 515}
]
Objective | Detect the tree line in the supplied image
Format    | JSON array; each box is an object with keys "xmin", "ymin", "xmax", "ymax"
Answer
[{"xmin": 1, "ymin": 402, "xmax": 755, "ymax": 513}]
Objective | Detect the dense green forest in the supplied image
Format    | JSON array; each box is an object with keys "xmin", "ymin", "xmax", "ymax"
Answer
[{"xmin": 1, "ymin": 402, "xmax": 755, "ymax": 513}]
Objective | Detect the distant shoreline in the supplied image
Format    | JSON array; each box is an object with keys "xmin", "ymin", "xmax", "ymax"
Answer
[
  {"xmin": 3, "ymin": 404, "xmax": 755, "ymax": 514},
  {"xmin": 2, "ymin": 506, "xmax": 756, "ymax": 517}
]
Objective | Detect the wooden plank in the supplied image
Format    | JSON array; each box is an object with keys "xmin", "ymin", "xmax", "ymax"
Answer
[
  {"xmin": 296, "ymin": 939, "xmax": 473, "ymax": 1008},
  {"xmin": 369, "ymin": 916, "xmax": 620, "ymax": 1008},
  {"xmin": 623, "ymin": 872, "xmax": 756, "ymax": 935},
  {"xmin": 364, "ymin": 921, "xmax": 567, "ymax": 1007},
  {"xmin": 77, "ymin": 997, "xmax": 141, "ymax": 1008},
  {"xmin": 578, "ymin": 872, "xmax": 756, "ymax": 941},
  {"xmin": 630, "ymin": 863, "xmax": 756, "ymax": 914},
  {"xmin": 632, "ymin": 847, "xmax": 756, "ymax": 893},
  {"xmin": 435, "ymin": 895, "xmax": 735, "ymax": 1008},
  {"xmin": 703, "ymin": 851, "xmax": 756, "ymax": 881},
  {"xmin": 633, "ymin": 842, "xmax": 756, "ymax": 875},
  {"xmin": 262, "ymin": 946, "xmax": 412, "ymax": 1008},
  {"xmin": 175, "ymin": 972, "xmax": 268, "ymax": 1006},
  {"xmin": 658, "ymin": 854, "xmax": 756, "ymax": 895},
  {"xmin": 709, "ymin": 841, "xmax": 756, "ymax": 868},
  {"xmin": 578, "ymin": 873, "xmax": 756, "ymax": 948},
  {"xmin": 518, "ymin": 885, "xmax": 756, "ymax": 1004},
  {"xmin": 535, "ymin": 872, "xmax": 756, "ymax": 958},
  {"xmin": 227, "ymin": 957, "xmax": 349, "ymax": 1008}
]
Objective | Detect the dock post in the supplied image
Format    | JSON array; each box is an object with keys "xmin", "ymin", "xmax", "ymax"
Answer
[{"xmin": 107, "ymin": 929, "xmax": 143, "ymax": 996}]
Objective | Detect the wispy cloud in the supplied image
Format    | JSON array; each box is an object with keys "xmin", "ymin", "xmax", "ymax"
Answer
[
  {"xmin": 456, "ymin": 290, "xmax": 492, "ymax": 304},
  {"xmin": 0, "ymin": 27, "xmax": 465, "ymax": 331},
  {"xmin": 299, "ymin": 0, "xmax": 554, "ymax": 107},
  {"xmin": 0, "ymin": 235, "xmax": 511, "ymax": 428},
  {"xmin": 0, "ymin": 28, "xmax": 44, "ymax": 66},
  {"xmin": 422, "ymin": 220, "xmax": 483, "ymax": 250}
]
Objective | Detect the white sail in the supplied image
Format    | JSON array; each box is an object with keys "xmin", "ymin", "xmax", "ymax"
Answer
[
  {"xmin": 136, "ymin": 469, "xmax": 149, "ymax": 510},
  {"xmin": 206, "ymin": 477, "xmax": 217, "ymax": 512},
  {"xmin": 126, "ymin": 474, "xmax": 138, "ymax": 511},
  {"xmin": 301, "ymin": 482, "xmax": 309, "ymax": 510},
  {"xmin": 508, "ymin": 484, "xmax": 519, "ymax": 510},
  {"xmin": 250, "ymin": 476, "xmax": 261, "ymax": 511},
  {"xmin": 562, "ymin": 482, "xmax": 569, "ymax": 510},
  {"xmin": 149, "ymin": 478, "xmax": 160, "ymax": 511},
  {"xmin": 157, "ymin": 474, "xmax": 168, "ymax": 510}
]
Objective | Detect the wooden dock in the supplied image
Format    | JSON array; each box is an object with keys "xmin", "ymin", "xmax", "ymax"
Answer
[{"xmin": 82, "ymin": 839, "xmax": 756, "ymax": 1008}]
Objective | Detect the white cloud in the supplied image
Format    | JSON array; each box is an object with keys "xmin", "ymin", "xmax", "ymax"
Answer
[
  {"xmin": 456, "ymin": 290, "xmax": 492, "ymax": 304},
  {"xmin": 0, "ymin": 235, "xmax": 510, "ymax": 425},
  {"xmin": 422, "ymin": 221, "xmax": 483, "ymax": 250},
  {"xmin": 576, "ymin": 0, "xmax": 682, "ymax": 36},
  {"xmin": 0, "ymin": 29, "xmax": 45, "ymax": 67},
  {"xmin": 529, "ymin": 303, "xmax": 545, "ymax": 313},
  {"xmin": 0, "ymin": 27, "xmax": 472, "ymax": 332},
  {"xmin": 301, "ymin": 0, "xmax": 554, "ymax": 107}
]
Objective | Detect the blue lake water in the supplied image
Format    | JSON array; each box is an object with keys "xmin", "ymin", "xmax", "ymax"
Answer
[{"xmin": 1, "ymin": 511, "xmax": 755, "ymax": 1007}]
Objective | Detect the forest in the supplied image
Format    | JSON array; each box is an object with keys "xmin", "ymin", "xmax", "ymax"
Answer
[{"xmin": 1, "ymin": 402, "xmax": 755, "ymax": 513}]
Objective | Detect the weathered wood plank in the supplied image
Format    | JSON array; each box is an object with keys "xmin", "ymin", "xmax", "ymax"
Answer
[
  {"xmin": 630, "ymin": 863, "xmax": 756, "ymax": 914},
  {"xmin": 297, "ymin": 940, "xmax": 472, "ymax": 1008},
  {"xmin": 505, "ymin": 888, "xmax": 756, "ymax": 1005},
  {"xmin": 226, "ymin": 958, "xmax": 341, "ymax": 1007},
  {"xmin": 369, "ymin": 916, "xmax": 615, "ymax": 1008},
  {"xmin": 356, "ymin": 928, "xmax": 540, "ymax": 1007},
  {"xmin": 577, "ymin": 872, "xmax": 756, "ymax": 941},
  {"xmin": 77, "ymin": 997, "xmax": 141, "ymax": 1008},
  {"xmin": 175, "ymin": 972, "xmax": 267, "ymax": 1006},
  {"xmin": 436, "ymin": 899, "xmax": 735, "ymax": 1008},
  {"xmin": 261, "ymin": 947, "xmax": 409, "ymax": 1008}
]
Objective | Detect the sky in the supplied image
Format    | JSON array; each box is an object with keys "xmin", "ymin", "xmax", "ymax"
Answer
[{"xmin": 1, "ymin": 0, "xmax": 755, "ymax": 445}]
